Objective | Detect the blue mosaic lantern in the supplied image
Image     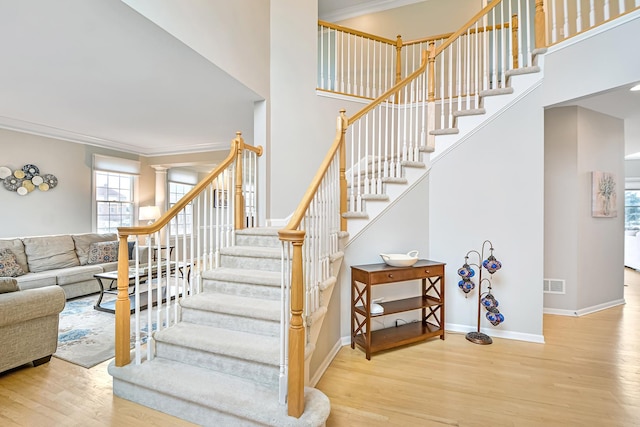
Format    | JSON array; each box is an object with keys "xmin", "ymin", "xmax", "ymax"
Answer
[{"xmin": 482, "ymin": 254, "xmax": 502, "ymax": 274}]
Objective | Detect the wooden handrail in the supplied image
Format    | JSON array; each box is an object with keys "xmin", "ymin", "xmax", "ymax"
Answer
[
  {"xmin": 117, "ymin": 132, "xmax": 262, "ymax": 237},
  {"xmin": 433, "ymin": 0, "xmax": 503, "ymax": 57},
  {"xmin": 348, "ymin": 52, "xmax": 428, "ymax": 125},
  {"xmin": 318, "ymin": 19, "xmax": 397, "ymax": 45}
]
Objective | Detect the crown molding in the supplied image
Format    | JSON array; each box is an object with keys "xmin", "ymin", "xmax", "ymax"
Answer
[
  {"xmin": 0, "ymin": 115, "xmax": 228, "ymax": 157},
  {"xmin": 320, "ymin": 0, "xmax": 427, "ymax": 22}
]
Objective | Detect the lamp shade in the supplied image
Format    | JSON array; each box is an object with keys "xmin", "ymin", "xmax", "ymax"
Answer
[{"xmin": 139, "ymin": 205, "xmax": 161, "ymax": 222}]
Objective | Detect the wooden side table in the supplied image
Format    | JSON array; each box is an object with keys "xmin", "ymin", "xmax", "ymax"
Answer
[{"xmin": 351, "ymin": 259, "xmax": 446, "ymax": 360}]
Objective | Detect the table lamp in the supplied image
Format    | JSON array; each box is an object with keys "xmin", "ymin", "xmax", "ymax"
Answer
[{"xmin": 139, "ymin": 205, "xmax": 161, "ymax": 225}]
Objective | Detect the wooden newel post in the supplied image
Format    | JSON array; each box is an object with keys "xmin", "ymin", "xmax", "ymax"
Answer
[
  {"xmin": 339, "ymin": 109, "xmax": 348, "ymax": 232},
  {"xmin": 511, "ymin": 14, "xmax": 519, "ymax": 68},
  {"xmin": 535, "ymin": 0, "xmax": 546, "ymax": 49},
  {"xmin": 395, "ymin": 35, "xmax": 403, "ymax": 85},
  {"xmin": 115, "ymin": 235, "xmax": 131, "ymax": 366},
  {"xmin": 278, "ymin": 229, "xmax": 306, "ymax": 418},
  {"xmin": 234, "ymin": 132, "xmax": 246, "ymax": 230},
  {"xmin": 427, "ymin": 41, "xmax": 436, "ymax": 103}
]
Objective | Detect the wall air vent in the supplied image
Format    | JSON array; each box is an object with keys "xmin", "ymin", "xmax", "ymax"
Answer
[{"xmin": 543, "ymin": 278, "xmax": 566, "ymax": 294}]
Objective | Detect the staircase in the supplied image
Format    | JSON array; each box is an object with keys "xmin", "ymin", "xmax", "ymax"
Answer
[
  {"xmin": 108, "ymin": 1, "xmax": 639, "ymax": 424},
  {"xmin": 109, "ymin": 228, "xmax": 332, "ymax": 426}
]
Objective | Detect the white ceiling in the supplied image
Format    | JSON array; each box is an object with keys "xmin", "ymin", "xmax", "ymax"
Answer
[
  {"xmin": 0, "ymin": 0, "xmax": 637, "ymax": 157},
  {"xmin": 0, "ymin": 0, "xmax": 260, "ymax": 157}
]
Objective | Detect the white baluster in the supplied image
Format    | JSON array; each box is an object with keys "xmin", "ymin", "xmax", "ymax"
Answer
[
  {"xmin": 319, "ymin": 25, "xmax": 324, "ymax": 90},
  {"xmin": 364, "ymin": 114, "xmax": 370, "ymax": 195},
  {"xmin": 590, "ymin": 0, "xmax": 596, "ymax": 27},
  {"xmin": 551, "ymin": 0, "xmax": 558, "ymax": 43},
  {"xmin": 618, "ymin": 0, "xmax": 625, "ymax": 14},
  {"xmin": 347, "ymin": 33, "xmax": 352, "ymax": 94},
  {"xmin": 604, "ymin": 0, "xmax": 610, "ymax": 20},
  {"xmin": 563, "ymin": 0, "xmax": 569, "ymax": 39},
  {"xmin": 327, "ymin": 28, "xmax": 332, "ymax": 91},
  {"xmin": 576, "ymin": 0, "xmax": 583, "ymax": 33},
  {"xmin": 360, "ymin": 36, "xmax": 364, "ymax": 97}
]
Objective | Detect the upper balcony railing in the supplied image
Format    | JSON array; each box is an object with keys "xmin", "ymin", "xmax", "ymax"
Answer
[{"xmin": 319, "ymin": 0, "xmax": 639, "ymax": 100}]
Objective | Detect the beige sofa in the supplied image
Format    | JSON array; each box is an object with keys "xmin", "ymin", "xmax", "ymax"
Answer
[
  {"xmin": 0, "ymin": 233, "xmax": 137, "ymax": 299},
  {"xmin": 0, "ymin": 278, "xmax": 66, "ymax": 373}
]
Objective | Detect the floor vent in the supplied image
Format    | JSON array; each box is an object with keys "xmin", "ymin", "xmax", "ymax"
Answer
[{"xmin": 543, "ymin": 278, "xmax": 565, "ymax": 294}]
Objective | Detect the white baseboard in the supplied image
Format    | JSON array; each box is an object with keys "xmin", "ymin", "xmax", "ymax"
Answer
[
  {"xmin": 544, "ymin": 298, "xmax": 626, "ymax": 317},
  {"xmin": 309, "ymin": 338, "xmax": 345, "ymax": 387},
  {"xmin": 445, "ymin": 323, "xmax": 546, "ymax": 344}
]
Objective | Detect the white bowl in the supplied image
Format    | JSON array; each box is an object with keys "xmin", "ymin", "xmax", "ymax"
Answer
[{"xmin": 380, "ymin": 250, "xmax": 419, "ymax": 267}]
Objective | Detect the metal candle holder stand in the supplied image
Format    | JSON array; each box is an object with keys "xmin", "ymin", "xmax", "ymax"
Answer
[{"xmin": 457, "ymin": 240, "xmax": 504, "ymax": 345}]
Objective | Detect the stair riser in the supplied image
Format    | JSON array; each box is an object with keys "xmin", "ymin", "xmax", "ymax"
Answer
[
  {"xmin": 155, "ymin": 342, "xmax": 279, "ymax": 388},
  {"xmin": 235, "ymin": 233, "xmax": 281, "ymax": 248},
  {"xmin": 112, "ymin": 379, "xmax": 262, "ymax": 427},
  {"xmin": 182, "ymin": 307, "xmax": 280, "ymax": 337},
  {"xmin": 220, "ymin": 254, "xmax": 281, "ymax": 272},
  {"xmin": 203, "ymin": 279, "xmax": 281, "ymax": 300}
]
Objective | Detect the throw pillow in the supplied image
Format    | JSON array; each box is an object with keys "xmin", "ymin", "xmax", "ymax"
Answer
[
  {"xmin": 128, "ymin": 241, "xmax": 136, "ymax": 260},
  {"xmin": 0, "ymin": 248, "xmax": 26, "ymax": 277},
  {"xmin": 87, "ymin": 241, "xmax": 119, "ymax": 264},
  {"xmin": 0, "ymin": 277, "xmax": 20, "ymax": 293}
]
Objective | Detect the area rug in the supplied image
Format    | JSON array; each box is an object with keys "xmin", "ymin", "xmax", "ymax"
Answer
[{"xmin": 54, "ymin": 293, "xmax": 157, "ymax": 368}]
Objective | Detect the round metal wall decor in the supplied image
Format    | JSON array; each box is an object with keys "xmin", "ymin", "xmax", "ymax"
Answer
[{"xmin": 0, "ymin": 164, "xmax": 58, "ymax": 196}]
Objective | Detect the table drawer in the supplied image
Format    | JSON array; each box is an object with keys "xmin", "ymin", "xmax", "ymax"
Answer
[{"xmin": 368, "ymin": 264, "xmax": 444, "ymax": 285}]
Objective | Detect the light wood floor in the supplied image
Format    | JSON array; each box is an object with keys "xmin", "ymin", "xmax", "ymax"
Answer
[
  {"xmin": 317, "ymin": 269, "xmax": 640, "ymax": 427},
  {"xmin": 1, "ymin": 270, "xmax": 639, "ymax": 426}
]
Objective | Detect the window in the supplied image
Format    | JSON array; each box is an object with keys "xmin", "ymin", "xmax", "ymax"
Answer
[
  {"xmin": 169, "ymin": 182, "xmax": 194, "ymax": 235},
  {"xmin": 625, "ymin": 190, "xmax": 640, "ymax": 230},
  {"xmin": 95, "ymin": 171, "xmax": 134, "ymax": 233}
]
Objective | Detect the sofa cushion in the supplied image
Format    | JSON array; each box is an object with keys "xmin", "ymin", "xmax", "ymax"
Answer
[
  {"xmin": 0, "ymin": 238, "xmax": 28, "ymax": 273},
  {"xmin": 72, "ymin": 233, "xmax": 118, "ymax": 265},
  {"xmin": 56, "ymin": 265, "xmax": 103, "ymax": 286},
  {"xmin": 87, "ymin": 241, "xmax": 119, "ymax": 264},
  {"xmin": 0, "ymin": 249, "xmax": 26, "ymax": 277},
  {"xmin": 0, "ymin": 277, "xmax": 20, "ymax": 293},
  {"xmin": 14, "ymin": 270, "xmax": 58, "ymax": 290},
  {"xmin": 23, "ymin": 235, "xmax": 80, "ymax": 273}
]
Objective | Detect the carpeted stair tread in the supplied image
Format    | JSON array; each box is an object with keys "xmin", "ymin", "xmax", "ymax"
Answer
[
  {"xmin": 453, "ymin": 108, "xmax": 486, "ymax": 117},
  {"xmin": 505, "ymin": 65, "xmax": 541, "ymax": 77},
  {"xmin": 109, "ymin": 358, "xmax": 330, "ymax": 427},
  {"xmin": 220, "ymin": 245, "xmax": 281, "ymax": 259},
  {"xmin": 202, "ymin": 267, "xmax": 280, "ymax": 287},
  {"xmin": 154, "ymin": 322, "xmax": 279, "ymax": 366},
  {"xmin": 381, "ymin": 176, "xmax": 408, "ymax": 184},
  {"xmin": 361, "ymin": 194, "xmax": 389, "ymax": 201},
  {"xmin": 235, "ymin": 227, "xmax": 280, "ymax": 237},
  {"xmin": 342, "ymin": 211, "xmax": 369, "ymax": 219},
  {"xmin": 400, "ymin": 160, "xmax": 425, "ymax": 168},
  {"xmin": 429, "ymin": 128, "xmax": 459, "ymax": 135},
  {"xmin": 479, "ymin": 87, "xmax": 514, "ymax": 97},
  {"xmin": 181, "ymin": 292, "xmax": 280, "ymax": 321}
]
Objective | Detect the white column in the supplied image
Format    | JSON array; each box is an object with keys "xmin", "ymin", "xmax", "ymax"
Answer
[
  {"xmin": 152, "ymin": 166, "xmax": 168, "ymax": 214},
  {"xmin": 152, "ymin": 166, "xmax": 168, "ymax": 245}
]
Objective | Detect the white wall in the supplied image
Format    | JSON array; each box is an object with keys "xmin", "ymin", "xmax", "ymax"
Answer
[
  {"xmin": 544, "ymin": 107, "xmax": 625, "ymax": 313},
  {"xmin": 338, "ymin": 175, "xmax": 431, "ymax": 340},
  {"xmin": 122, "ymin": 0, "xmax": 270, "ymax": 98},
  {"xmin": 0, "ymin": 129, "xmax": 139, "ymax": 237},
  {"xmin": 544, "ymin": 107, "xmax": 580, "ymax": 311},
  {"xmin": 336, "ymin": 0, "xmax": 482, "ymax": 40},
  {"xmin": 0, "ymin": 128, "xmax": 228, "ymax": 239},
  {"xmin": 428, "ymin": 86, "xmax": 545, "ymax": 340},
  {"xmin": 542, "ymin": 14, "xmax": 640, "ymax": 109}
]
